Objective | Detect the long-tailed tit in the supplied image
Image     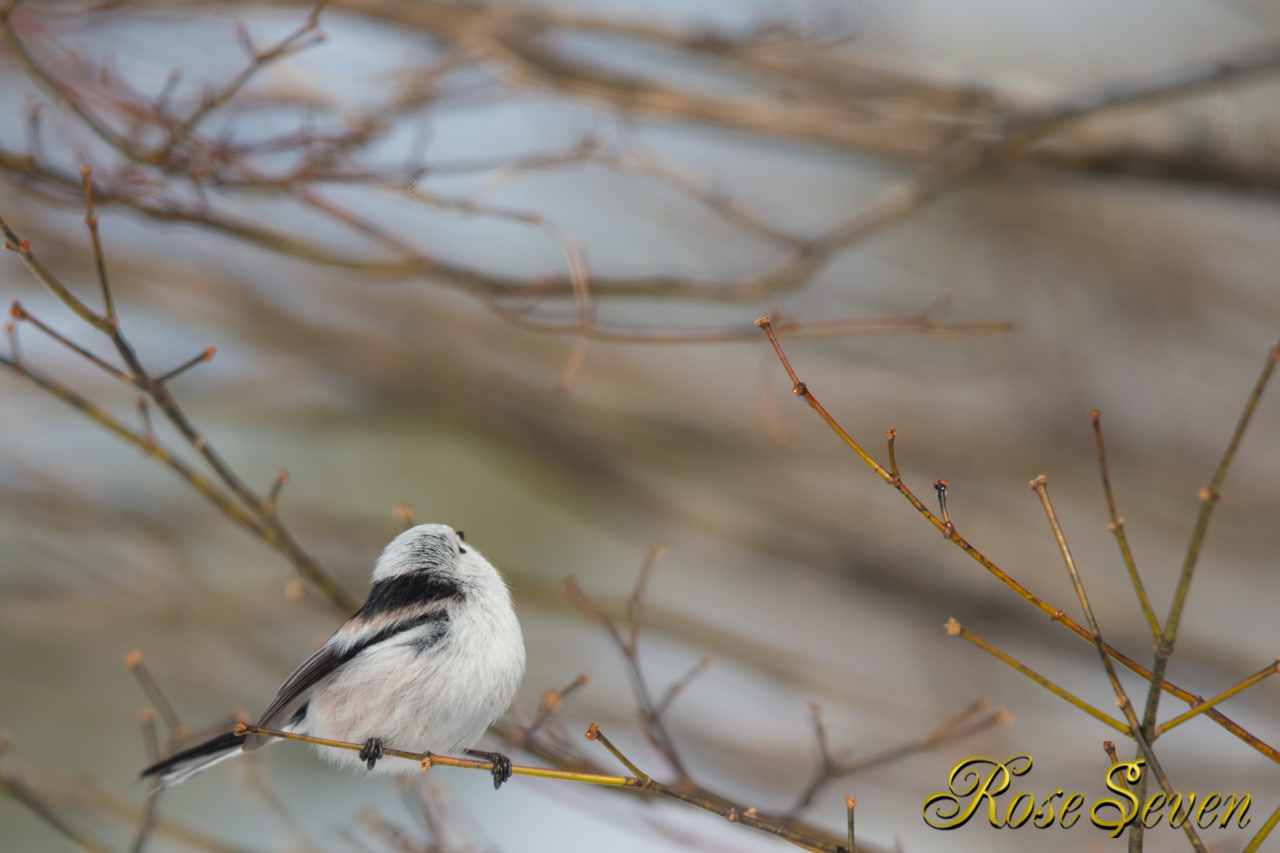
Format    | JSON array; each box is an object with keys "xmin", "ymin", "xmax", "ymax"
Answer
[{"xmin": 142, "ymin": 523, "xmax": 525, "ymax": 789}]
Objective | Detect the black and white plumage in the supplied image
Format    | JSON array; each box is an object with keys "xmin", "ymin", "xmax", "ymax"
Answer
[{"xmin": 141, "ymin": 524, "xmax": 525, "ymax": 788}]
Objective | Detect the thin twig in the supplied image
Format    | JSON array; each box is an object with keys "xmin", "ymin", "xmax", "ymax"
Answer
[
  {"xmin": 10, "ymin": 302, "xmax": 131, "ymax": 383},
  {"xmin": 1155, "ymin": 660, "xmax": 1280, "ymax": 736},
  {"xmin": 653, "ymin": 656, "xmax": 711, "ymax": 719},
  {"xmin": 124, "ymin": 650, "xmax": 180, "ymax": 735},
  {"xmin": 154, "ymin": 347, "xmax": 215, "ymax": 384},
  {"xmin": 522, "ymin": 673, "xmax": 591, "ymax": 742},
  {"xmin": 846, "ymin": 797, "xmax": 855, "ymax": 853},
  {"xmin": 884, "ymin": 430, "xmax": 898, "ymax": 481},
  {"xmin": 79, "ymin": 166, "xmax": 113, "ymax": 322},
  {"xmin": 1088, "ymin": 409, "xmax": 1159, "ymax": 639},
  {"xmin": 944, "ymin": 619, "xmax": 1128, "ymax": 734}
]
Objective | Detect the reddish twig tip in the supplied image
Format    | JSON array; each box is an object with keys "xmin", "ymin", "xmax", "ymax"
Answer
[
  {"xmin": 123, "ymin": 649, "xmax": 143, "ymax": 669},
  {"xmin": 944, "ymin": 618, "xmax": 961, "ymax": 636},
  {"xmin": 585, "ymin": 723, "xmax": 600, "ymax": 741}
]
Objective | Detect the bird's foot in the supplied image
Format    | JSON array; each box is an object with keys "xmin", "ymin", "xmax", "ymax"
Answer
[
  {"xmin": 359, "ymin": 737, "xmax": 384, "ymax": 771},
  {"xmin": 465, "ymin": 749, "xmax": 513, "ymax": 789}
]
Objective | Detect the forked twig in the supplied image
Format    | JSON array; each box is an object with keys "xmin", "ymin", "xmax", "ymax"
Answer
[
  {"xmin": 1089, "ymin": 410, "xmax": 1160, "ymax": 639},
  {"xmin": 788, "ymin": 696, "xmax": 1004, "ymax": 816},
  {"xmin": 564, "ymin": 544, "xmax": 694, "ymax": 779}
]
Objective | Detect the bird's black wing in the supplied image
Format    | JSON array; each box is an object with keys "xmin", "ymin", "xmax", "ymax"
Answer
[{"xmin": 248, "ymin": 607, "xmax": 453, "ymax": 747}]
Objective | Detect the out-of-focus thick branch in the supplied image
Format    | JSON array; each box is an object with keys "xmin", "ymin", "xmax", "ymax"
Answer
[{"xmin": 4, "ymin": 0, "xmax": 1275, "ymax": 351}]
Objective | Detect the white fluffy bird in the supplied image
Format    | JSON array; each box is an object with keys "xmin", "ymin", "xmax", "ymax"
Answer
[{"xmin": 142, "ymin": 523, "xmax": 526, "ymax": 788}]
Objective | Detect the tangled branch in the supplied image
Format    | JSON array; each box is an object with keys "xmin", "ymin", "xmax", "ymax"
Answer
[{"xmin": 757, "ymin": 316, "xmax": 1280, "ymax": 853}]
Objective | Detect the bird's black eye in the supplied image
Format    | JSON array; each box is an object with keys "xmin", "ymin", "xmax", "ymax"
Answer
[{"xmin": 457, "ymin": 530, "xmax": 466, "ymax": 542}]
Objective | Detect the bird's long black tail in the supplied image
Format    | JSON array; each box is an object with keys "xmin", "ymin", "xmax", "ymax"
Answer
[{"xmin": 140, "ymin": 729, "xmax": 245, "ymax": 788}]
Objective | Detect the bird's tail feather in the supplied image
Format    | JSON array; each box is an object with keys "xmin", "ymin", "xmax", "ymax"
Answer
[{"xmin": 140, "ymin": 729, "xmax": 245, "ymax": 788}]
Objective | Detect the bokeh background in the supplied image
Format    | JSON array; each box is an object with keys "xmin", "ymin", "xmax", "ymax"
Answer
[{"xmin": 3, "ymin": 1, "xmax": 1280, "ymax": 852}]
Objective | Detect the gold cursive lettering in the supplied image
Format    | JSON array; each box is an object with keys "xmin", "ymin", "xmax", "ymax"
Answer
[
  {"xmin": 1059, "ymin": 792, "xmax": 1085, "ymax": 828},
  {"xmin": 920, "ymin": 754, "xmax": 1254, "ymax": 832},
  {"xmin": 922, "ymin": 755, "xmax": 1032, "ymax": 829},
  {"xmin": 1141, "ymin": 792, "xmax": 1167, "ymax": 828},
  {"xmin": 1032, "ymin": 789, "xmax": 1063, "ymax": 828},
  {"xmin": 1168, "ymin": 792, "xmax": 1197, "ymax": 828},
  {"xmin": 1090, "ymin": 761, "xmax": 1143, "ymax": 837}
]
